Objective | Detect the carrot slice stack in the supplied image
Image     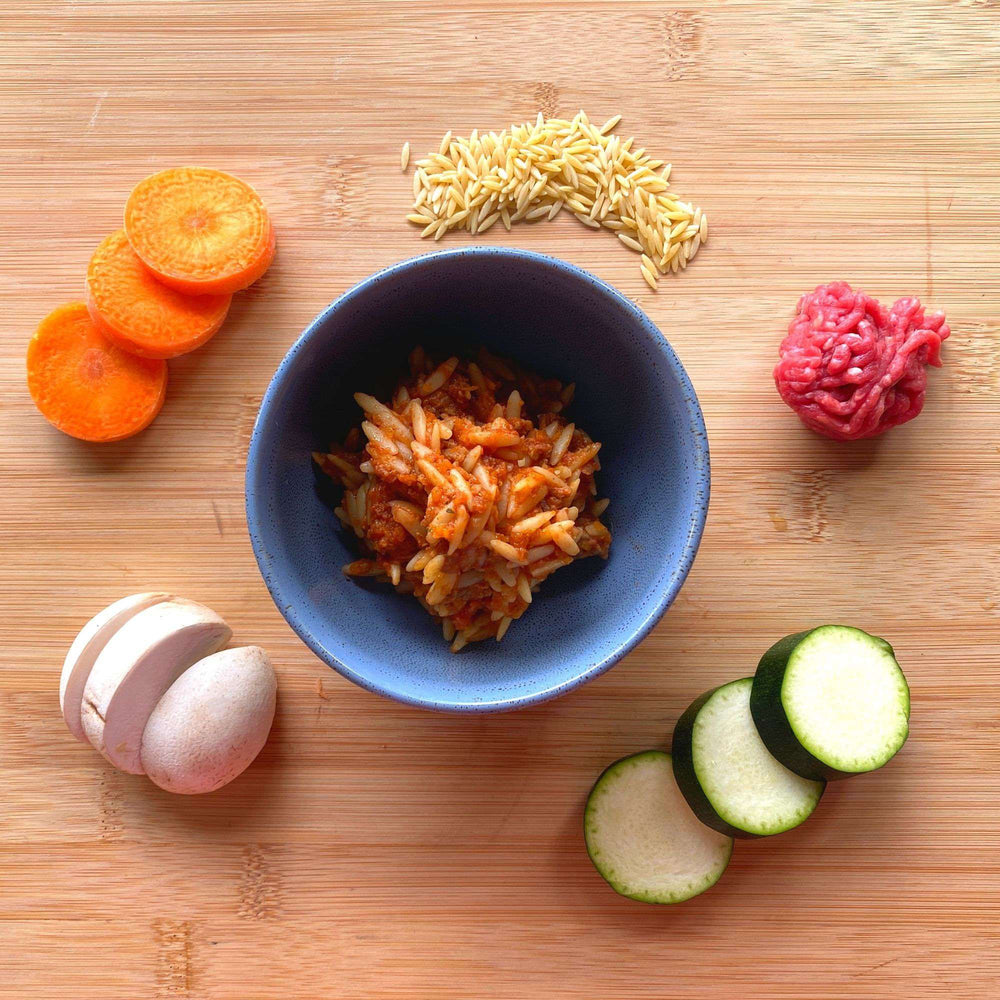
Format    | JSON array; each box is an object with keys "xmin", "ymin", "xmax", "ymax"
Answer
[
  {"xmin": 86, "ymin": 230, "xmax": 232, "ymax": 359},
  {"xmin": 124, "ymin": 167, "xmax": 275, "ymax": 296},
  {"xmin": 27, "ymin": 303, "xmax": 167, "ymax": 442}
]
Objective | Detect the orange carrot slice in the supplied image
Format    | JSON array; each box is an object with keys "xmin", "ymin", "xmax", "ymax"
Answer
[
  {"xmin": 86, "ymin": 230, "xmax": 232, "ymax": 359},
  {"xmin": 124, "ymin": 167, "xmax": 275, "ymax": 296},
  {"xmin": 27, "ymin": 303, "xmax": 167, "ymax": 442}
]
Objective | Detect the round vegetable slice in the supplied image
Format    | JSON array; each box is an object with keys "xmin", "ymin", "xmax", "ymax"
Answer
[
  {"xmin": 86, "ymin": 230, "xmax": 231, "ymax": 359},
  {"xmin": 672, "ymin": 678, "xmax": 824, "ymax": 838},
  {"xmin": 584, "ymin": 750, "xmax": 733, "ymax": 904},
  {"xmin": 59, "ymin": 592, "xmax": 171, "ymax": 743},
  {"xmin": 124, "ymin": 167, "xmax": 275, "ymax": 295},
  {"xmin": 81, "ymin": 598, "xmax": 232, "ymax": 774},
  {"xmin": 26, "ymin": 303, "xmax": 168, "ymax": 442},
  {"xmin": 750, "ymin": 626, "xmax": 910, "ymax": 781},
  {"xmin": 141, "ymin": 646, "xmax": 277, "ymax": 794}
]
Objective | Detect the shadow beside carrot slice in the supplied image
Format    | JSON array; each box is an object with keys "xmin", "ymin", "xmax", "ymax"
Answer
[
  {"xmin": 28, "ymin": 166, "xmax": 274, "ymax": 441},
  {"xmin": 27, "ymin": 303, "xmax": 168, "ymax": 442}
]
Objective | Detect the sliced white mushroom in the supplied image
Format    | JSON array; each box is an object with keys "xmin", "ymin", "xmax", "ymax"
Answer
[
  {"xmin": 140, "ymin": 646, "xmax": 277, "ymax": 794},
  {"xmin": 59, "ymin": 592, "xmax": 171, "ymax": 743},
  {"xmin": 81, "ymin": 599, "xmax": 232, "ymax": 774}
]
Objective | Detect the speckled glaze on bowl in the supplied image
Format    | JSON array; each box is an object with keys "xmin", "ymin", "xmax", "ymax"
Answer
[{"xmin": 246, "ymin": 248, "xmax": 709, "ymax": 712}]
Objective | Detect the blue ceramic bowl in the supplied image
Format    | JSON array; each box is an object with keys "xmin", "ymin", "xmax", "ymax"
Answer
[{"xmin": 246, "ymin": 248, "xmax": 709, "ymax": 712}]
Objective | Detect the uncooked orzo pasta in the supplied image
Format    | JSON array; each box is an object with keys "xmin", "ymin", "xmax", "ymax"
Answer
[
  {"xmin": 403, "ymin": 111, "xmax": 707, "ymax": 289},
  {"xmin": 314, "ymin": 348, "xmax": 611, "ymax": 652}
]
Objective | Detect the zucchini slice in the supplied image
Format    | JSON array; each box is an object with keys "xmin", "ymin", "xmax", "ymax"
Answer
[
  {"xmin": 750, "ymin": 625, "xmax": 910, "ymax": 781},
  {"xmin": 584, "ymin": 750, "xmax": 733, "ymax": 904},
  {"xmin": 672, "ymin": 678, "xmax": 824, "ymax": 838}
]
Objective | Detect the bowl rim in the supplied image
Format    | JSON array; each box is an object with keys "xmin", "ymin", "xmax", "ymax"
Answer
[{"xmin": 246, "ymin": 246, "xmax": 710, "ymax": 712}]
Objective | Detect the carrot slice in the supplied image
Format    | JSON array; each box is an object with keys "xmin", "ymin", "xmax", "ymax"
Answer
[
  {"xmin": 86, "ymin": 230, "xmax": 232, "ymax": 359},
  {"xmin": 27, "ymin": 303, "xmax": 167, "ymax": 442},
  {"xmin": 124, "ymin": 167, "xmax": 275, "ymax": 296}
]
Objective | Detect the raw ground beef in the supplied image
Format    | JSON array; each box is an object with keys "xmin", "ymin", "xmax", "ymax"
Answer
[{"xmin": 774, "ymin": 282, "xmax": 950, "ymax": 441}]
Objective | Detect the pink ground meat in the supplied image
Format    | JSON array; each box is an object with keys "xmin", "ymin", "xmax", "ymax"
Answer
[{"xmin": 774, "ymin": 282, "xmax": 950, "ymax": 441}]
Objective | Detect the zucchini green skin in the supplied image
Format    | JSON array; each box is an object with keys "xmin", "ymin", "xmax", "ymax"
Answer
[
  {"xmin": 749, "ymin": 631, "xmax": 824, "ymax": 778},
  {"xmin": 671, "ymin": 685, "xmax": 760, "ymax": 839},
  {"xmin": 749, "ymin": 628, "xmax": 905, "ymax": 782}
]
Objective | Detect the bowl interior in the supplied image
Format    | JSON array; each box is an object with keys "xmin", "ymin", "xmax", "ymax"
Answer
[{"xmin": 247, "ymin": 249, "xmax": 708, "ymax": 710}]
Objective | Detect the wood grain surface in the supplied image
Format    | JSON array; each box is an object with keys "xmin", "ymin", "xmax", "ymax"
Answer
[{"xmin": 2, "ymin": 2, "xmax": 999, "ymax": 997}]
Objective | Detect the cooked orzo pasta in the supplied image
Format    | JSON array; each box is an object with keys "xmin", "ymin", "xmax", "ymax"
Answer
[{"xmin": 314, "ymin": 348, "xmax": 611, "ymax": 652}]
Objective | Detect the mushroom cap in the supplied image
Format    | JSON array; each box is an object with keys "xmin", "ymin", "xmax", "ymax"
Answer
[{"xmin": 140, "ymin": 646, "xmax": 277, "ymax": 794}]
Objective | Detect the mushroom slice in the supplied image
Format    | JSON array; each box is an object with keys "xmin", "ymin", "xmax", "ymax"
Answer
[
  {"xmin": 141, "ymin": 646, "xmax": 277, "ymax": 794},
  {"xmin": 81, "ymin": 598, "xmax": 232, "ymax": 774},
  {"xmin": 59, "ymin": 592, "xmax": 172, "ymax": 743}
]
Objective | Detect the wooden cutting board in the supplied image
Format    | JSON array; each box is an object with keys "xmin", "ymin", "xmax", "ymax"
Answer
[{"xmin": 2, "ymin": 2, "xmax": 998, "ymax": 997}]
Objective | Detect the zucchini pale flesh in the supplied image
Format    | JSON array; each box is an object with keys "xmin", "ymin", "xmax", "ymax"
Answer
[
  {"xmin": 672, "ymin": 678, "xmax": 824, "ymax": 838},
  {"xmin": 584, "ymin": 750, "xmax": 733, "ymax": 904},
  {"xmin": 750, "ymin": 625, "xmax": 910, "ymax": 781}
]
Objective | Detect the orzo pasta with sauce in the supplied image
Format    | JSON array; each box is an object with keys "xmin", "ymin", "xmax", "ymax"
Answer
[{"xmin": 314, "ymin": 348, "xmax": 611, "ymax": 652}]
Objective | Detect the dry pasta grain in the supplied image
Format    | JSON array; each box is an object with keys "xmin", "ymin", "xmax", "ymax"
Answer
[{"xmin": 401, "ymin": 112, "xmax": 706, "ymax": 289}]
